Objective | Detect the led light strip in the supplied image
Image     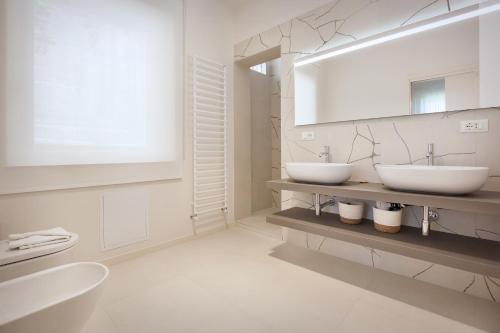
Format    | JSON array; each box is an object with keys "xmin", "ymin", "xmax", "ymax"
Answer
[{"xmin": 295, "ymin": 0, "xmax": 500, "ymax": 67}]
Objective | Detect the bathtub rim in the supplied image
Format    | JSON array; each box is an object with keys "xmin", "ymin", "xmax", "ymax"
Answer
[{"xmin": 0, "ymin": 261, "xmax": 109, "ymax": 326}]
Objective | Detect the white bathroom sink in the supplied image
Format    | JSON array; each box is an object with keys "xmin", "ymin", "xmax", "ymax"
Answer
[
  {"xmin": 285, "ymin": 162, "xmax": 353, "ymax": 184},
  {"xmin": 375, "ymin": 165, "xmax": 489, "ymax": 195}
]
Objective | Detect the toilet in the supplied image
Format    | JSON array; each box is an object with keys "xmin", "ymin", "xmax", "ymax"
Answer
[{"xmin": 0, "ymin": 234, "xmax": 108, "ymax": 333}]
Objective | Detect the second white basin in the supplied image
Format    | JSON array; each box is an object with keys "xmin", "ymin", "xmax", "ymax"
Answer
[
  {"xmin": 376, "ymin": 164, "xmax": 489, "ymax": 195},
  {"xmin": 286, "ymin": 162, "xmax": 353, "ymax": 184}
]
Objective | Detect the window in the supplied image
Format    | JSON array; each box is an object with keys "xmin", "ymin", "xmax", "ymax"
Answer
[
  {"xmin": 411, "ymin": 78, "xmax": 446, "ymax": 114},
  {"xmin": 250, "ymin": 63, "xmax": 267, "ymax": 75},
  {"xmin": 4, "ymin": 0, "xmax": 183, "ymax": 166}
]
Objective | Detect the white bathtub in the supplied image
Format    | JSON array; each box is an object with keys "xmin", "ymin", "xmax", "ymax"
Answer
[{"xmin": 0, "ymin": 262, "xmax": 108, "ymax": 333}]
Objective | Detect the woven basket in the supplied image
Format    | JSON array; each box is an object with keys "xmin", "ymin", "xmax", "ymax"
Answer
[
  {"xmin": 340, "ymin": 216, "xmax": 362, "ymax": 225},
  {"xmin": 374, "ymin": 222, "xmax": 401, "ymax": 233}
]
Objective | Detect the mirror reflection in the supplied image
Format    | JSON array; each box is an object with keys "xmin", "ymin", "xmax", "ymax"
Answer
[{"xmin": 294, "ymin": 8, "xmax": 500, "ymax": 125}]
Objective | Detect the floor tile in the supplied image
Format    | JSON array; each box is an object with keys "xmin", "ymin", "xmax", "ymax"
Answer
[
  {"xmin": 105, "ymin": 275, "xmax": 265, "ymax": 333},
  {"xmin": 82, "ymin": 225, "xmax": 500, "ymax": 333},
  {"xmin": 81, "ymin": 305, "xmax": 119, "ymax": 333},
  {"xmin": 99, "ymin": 255, "xmax": 179, "ymax": 306},
  {"xmin": 334, "ymin": 292, "xmax": 485, "ymax": 333}
]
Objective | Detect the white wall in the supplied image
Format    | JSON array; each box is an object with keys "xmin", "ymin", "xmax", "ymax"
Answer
[
  {"xmin": 445, "ymin": 72, "xmax": 478, "ymax": 111},
  {"xmin": 0, "ymin": 0, "xmax": 234, "ymax": 267},
  {"xmin": 185, "ymin": 0, "xmax": 235, "ymax": 230},
  {"xmin": 480, "ymin": 10, "xmax": 500, "ymax": 107},
  {"xmin": 294, "ymin": 64, "xmax": 328, "ymax": 125},
  {"xmin": 232, "ymin": 0, "xmax": 333, "ymax": 43}
]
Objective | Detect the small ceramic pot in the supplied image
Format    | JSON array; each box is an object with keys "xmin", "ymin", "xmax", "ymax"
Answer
[
  {"xmin": 373, "ymin": 207, "xmax": 403, "ymax": 233},
  {"xmin": 338, "ymin": 201, "xmax": 364, "ymax": 225}
]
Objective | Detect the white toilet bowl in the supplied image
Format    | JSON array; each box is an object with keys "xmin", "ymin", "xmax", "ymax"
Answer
[{"xmin": 0, "ymin": 262, "xmax": 108, "ymax": 333}]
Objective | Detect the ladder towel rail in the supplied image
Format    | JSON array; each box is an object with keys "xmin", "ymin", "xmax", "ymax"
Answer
[{"xmin": 191, "ymin": 56, "xmax": 228, "ymax": 231}]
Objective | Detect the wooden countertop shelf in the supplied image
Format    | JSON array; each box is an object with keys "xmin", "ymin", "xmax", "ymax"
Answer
[
  {"xmin": 267, "ymin": 179, "xmax": 500, "ymax": 215},
  {"xmin": 267, "ymin": 207, "xmax": 500, "ymax": 278}
]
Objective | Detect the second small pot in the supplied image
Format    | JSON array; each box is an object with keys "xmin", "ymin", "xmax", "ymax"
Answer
[
  {"xmin": 373, "ymin": 207, "xmax": 403, "ymax": 233},
  {"xmin": 338, "ymin": 201, "xmax": 364, "ymax": 225}
]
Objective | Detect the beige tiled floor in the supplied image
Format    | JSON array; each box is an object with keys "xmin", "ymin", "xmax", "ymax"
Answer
[
  {"xmin": 237, "ymin": 208, "xmax": 283, "ymax": 239},
  {"xmin": 83, "ymin": 226, "xmax": 500, "ymax": 333}
]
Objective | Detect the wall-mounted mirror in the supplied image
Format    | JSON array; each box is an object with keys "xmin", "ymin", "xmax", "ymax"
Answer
[{"xmin": 294, "ymin": 2, "xmax": 500, "ymax": 126}]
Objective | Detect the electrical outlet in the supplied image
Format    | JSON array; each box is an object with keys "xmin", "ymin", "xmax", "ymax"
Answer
[
  {"xmin": 460, "ymin": 119, "xmax": 488, "ymax": 133},
  {"xmin": 301, "ymin": 131, "xmax": 315, "ymax": 141}
]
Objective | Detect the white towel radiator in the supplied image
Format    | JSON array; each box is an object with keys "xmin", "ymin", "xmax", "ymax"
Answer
[{"xmin": 191, "ymin": 56, "xmax": 228, "ymax": 231}]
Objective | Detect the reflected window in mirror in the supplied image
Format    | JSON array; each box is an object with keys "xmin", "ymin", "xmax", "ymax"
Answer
[
  {"xmin": 250, "ymin": 63, "xmax": 267, "ymax": 75},
  {"xmin": 411, "ymin": 78, "xmax": 446, "ymax": 115}
]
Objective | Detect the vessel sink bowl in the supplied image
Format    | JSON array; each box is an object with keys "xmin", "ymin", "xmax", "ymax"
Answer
[
  {"xmin": 285, "ymin": 162, "xmax": 353, "ymax": 184},
  {"xmin": 375, "ymin": 165, "xmax": 489, "ymax": 195}
]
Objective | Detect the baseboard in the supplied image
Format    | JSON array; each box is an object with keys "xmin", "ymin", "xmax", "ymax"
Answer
[{"xmin": 100, "ymin": 224, "xmax": 231, "ymax": 266}]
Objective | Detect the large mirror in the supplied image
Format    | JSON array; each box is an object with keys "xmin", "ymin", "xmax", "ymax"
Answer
[{"xmin": 294, "ymin": 3, "xmax": 500, "ymax": 125}]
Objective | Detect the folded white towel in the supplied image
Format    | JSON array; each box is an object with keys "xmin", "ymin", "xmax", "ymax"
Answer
[
  {"xmin": 9, "ymin": 234, "xmax": 72, "ymax": 250},
  {"xmin": 9, "ymin": 227, "xmax": 71, "ymax": 240}
]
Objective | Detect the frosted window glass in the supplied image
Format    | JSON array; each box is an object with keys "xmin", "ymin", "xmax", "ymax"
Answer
[
  {"xmin": 250, "ymin": 63, "xmax": 267, "ymax": 75},
  {"xmin": 5, "ymin": 0, "xmax": 183, "ymax": 166},
  {"xmin": 411, "ymin": 78, "xmax": 446, "ymax": 114}
]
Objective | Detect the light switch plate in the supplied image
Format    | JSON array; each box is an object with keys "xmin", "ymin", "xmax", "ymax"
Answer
[
  {"xmin": 460, "ymin": 119, "xmax": 488, "ymax": 133},
  {"xmin": 301, "ymin": 131, "xmax": 315, "ymax": 141}
]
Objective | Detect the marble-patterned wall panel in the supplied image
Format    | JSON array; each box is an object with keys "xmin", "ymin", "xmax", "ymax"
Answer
[
  {"xmin": 235, "ymin": 0, "xmax": 480, "ymax": 58},
  {"xmin": 268, "ymin": 59, "xmax": 282, "ymax": 207},
  {"xmin": 474, "ymin": 213, "xmax": 500, "ymax": 242},
  {"xmin": 234, "ymin": 0, "xmax": 500, "ymax": 302},
  {"xmin": 475, "ymin": 108, "xmax": 500, "ymax": 189},
  {"xmin": 376, "ymin": 249, "xmax": 500, "ymax": 301},
  {"xmin": 281, "ymin": 109, "xmax": 496, "ymax": 183}
]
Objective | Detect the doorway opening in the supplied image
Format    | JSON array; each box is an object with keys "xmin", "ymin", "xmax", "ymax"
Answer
[{"xmin": 234, "ymin": 49, "xmax": 282, "ymax": 237}]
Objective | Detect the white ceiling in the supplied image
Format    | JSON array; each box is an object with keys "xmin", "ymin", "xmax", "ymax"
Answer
[{"xmin": 222, "ymin": 0, "xmax": 253, "ymax": 10}]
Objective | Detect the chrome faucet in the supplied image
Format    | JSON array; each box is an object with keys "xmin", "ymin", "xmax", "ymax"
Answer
[
  {"xmin": 422, "ymin": 142, "xmax": 438, "ymax": 236},
  {"xmin": 426, "ymin": 143, "xmax": 434, "ymax": 166},
  {"xmin": 319, "ymin": 146, "xmax": 330, "ymax": 163}
]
